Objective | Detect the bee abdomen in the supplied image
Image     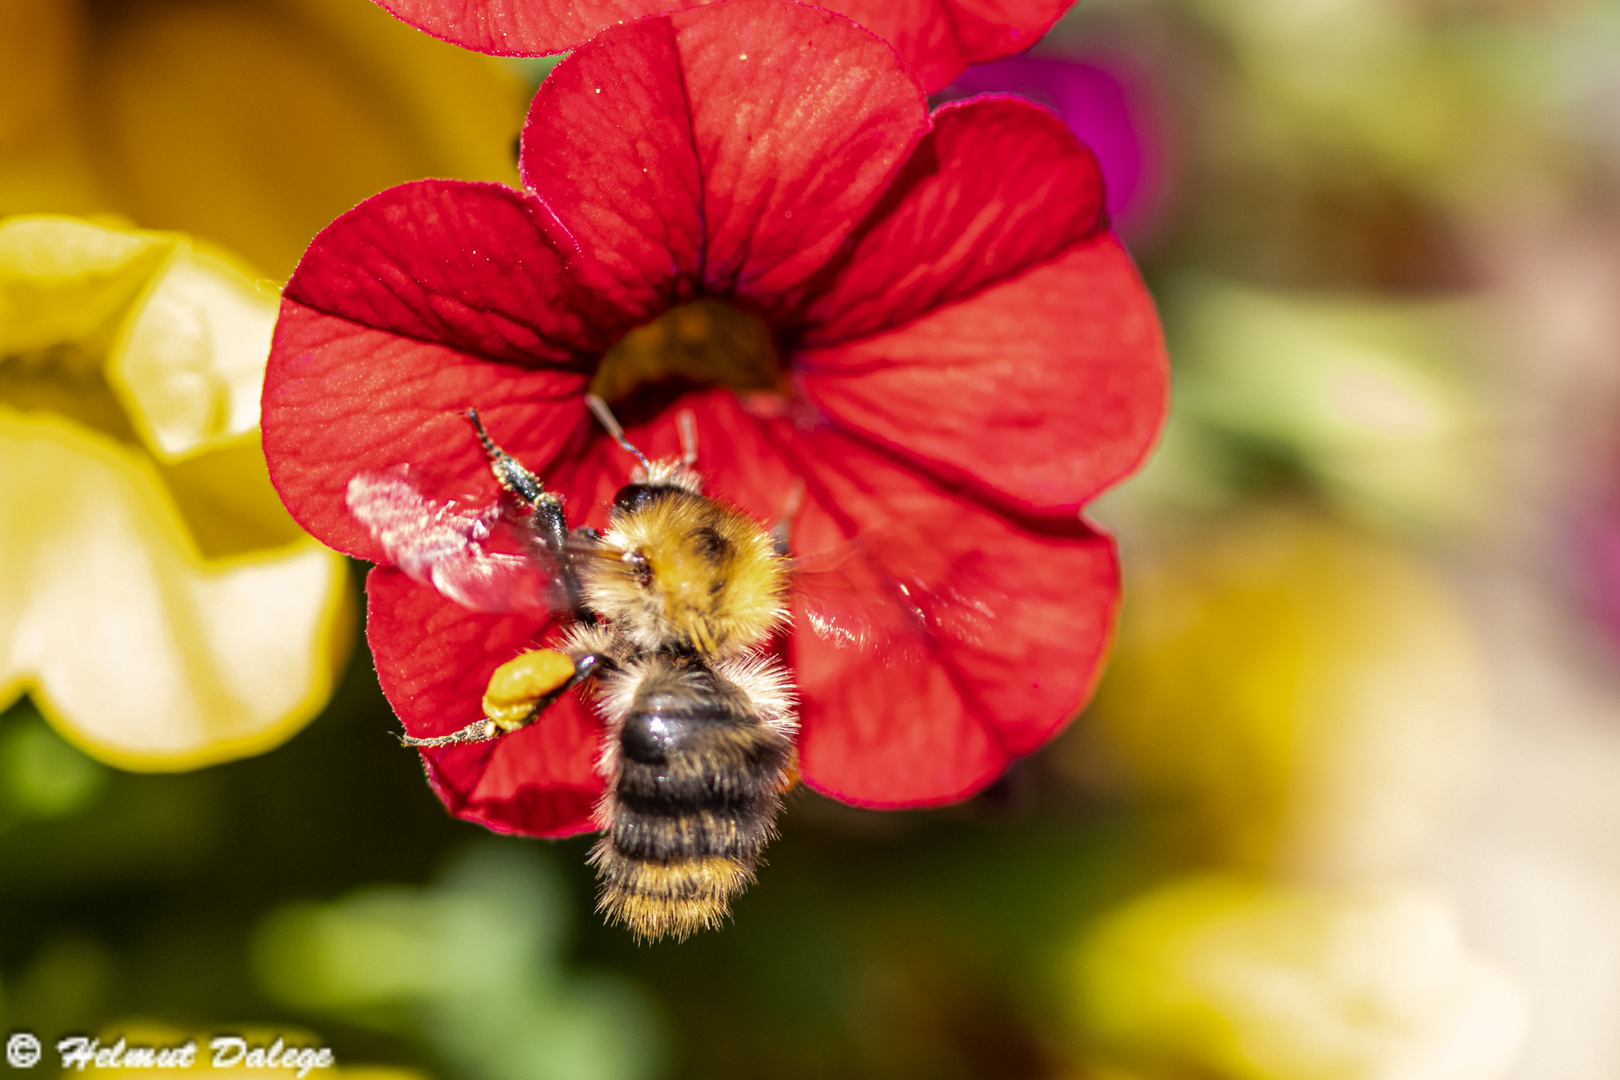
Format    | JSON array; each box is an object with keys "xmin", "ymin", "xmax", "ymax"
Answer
[
  {"xmin": 596, "ymin": 675, "xmax": 792, "ymax": 941},
  {"xmin": 609, "ymin": 799, "xmax": 776, "ymax": 860},
  {"xmin": 588, "ymin": 844, "xmax": 756, "ymax": 941},
  {"xmin": 617, "ymin": 712, "xmax": 790, "ymax": 802}
]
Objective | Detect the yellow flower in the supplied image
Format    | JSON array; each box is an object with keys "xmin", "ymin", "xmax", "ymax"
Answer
[
  {"xmin": 1, "ymin": 214, "xmax": 349, "ymax": 770},
  {"xmin": 0, "ymin": 0, "xmax": 525, "ymax": 280},
  {"xmin": 1084, "ymin": 510, "xmax": 1487, "ymax": 880},
  {"xmin": 1072, "ymin": 875, "xmax": 1527, "ymax": 1080}
]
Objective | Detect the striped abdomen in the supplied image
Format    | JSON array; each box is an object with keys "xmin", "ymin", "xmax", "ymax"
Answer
[{"xmin": 590, "ymin": 659, "xmax": 792, "ymax": 941}]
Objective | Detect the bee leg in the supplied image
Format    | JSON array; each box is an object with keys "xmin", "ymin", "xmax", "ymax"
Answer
[
  {"xmin": 399, "ymin": 650, "xmax": 602, "ymax": 748},
  {"xmin": 465, "ymin": 407, "xmax": 548, "ymax": 506},
  {"xmin": 397, "ymin": 720, "xmax": 500, "ymax": 748},
  {"xmin": 769, "ymin": 479, "xmax": 806, "ymax": 557},
  {"xmin": 465, "ymin": 408, "xmax": 594, "ymax": 622}
]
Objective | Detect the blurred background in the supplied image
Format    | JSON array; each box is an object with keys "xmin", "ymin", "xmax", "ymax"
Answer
[{"xmin": 4, "ymin": 0, "xmax": 1620, "ymax": 1076}]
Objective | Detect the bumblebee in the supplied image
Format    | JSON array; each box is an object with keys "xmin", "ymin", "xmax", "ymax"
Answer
[{"xmin": 348, "ymin": 397, "xmax": 801, "ymax": 941}]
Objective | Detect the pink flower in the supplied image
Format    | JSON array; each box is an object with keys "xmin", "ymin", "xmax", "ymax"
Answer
[
  {"xmin": 262, "ymin": 0, "xmax": 1167, "ymax": 837},
  {"xmin": 941, "ymin": 53, "xmax": 1165, "ymax": 235}
]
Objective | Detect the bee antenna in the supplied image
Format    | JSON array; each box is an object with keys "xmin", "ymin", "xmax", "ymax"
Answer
[
  {"xmin": 676, "ymin": 409, "xmax": 698, "ymax": 467},
  {"xmin": 583, "ymin": 394, "xmax": 653, "ymax": 474}
]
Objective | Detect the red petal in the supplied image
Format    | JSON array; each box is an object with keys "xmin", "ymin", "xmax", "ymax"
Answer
[
  {"xmin": 518, "ymin": 0, "xmax": 929, "ymax": 318},
  {"xmin": 262, "ymin": 180, "xmax": 623, "ymax": 560},
  {"xmin": 264, "ymin": 302, "xmax": 592, "ymax": 560},
  {"xmin": 374, "ymin": 0, "xmax": 1069, "ymax": 93},
  {"xmin": 281, "ymin": 179, "xmax": 622, "ymax": 363},
  {"xmin": 372, "ymin": 0, "xmax": 687, "ymax": 58},
  {"xmin": 802, "ymin": 95, "xmax": 1105, "ymax": 345},
  {"xmin": 575, "ymin": 391, "xmax": 1120, "ymax": 806},
  {"xmin": 936, "ymin": 0, "xmax": 1072, "ymax": 65},
  {"xmin": 515, "ymin": 15, "xmax": 704, "ymax": 315},
  {"xmin": 797, "ymin": 233, "xmax": 1168, "ymax": 515},
  {"xmin": 835, "ymin": 0, "xmax": 1073, "ymax": 94},
  {"xmin": 778, "ymin": 426, "xmax": 1120, "ymax": 806},
  {"xmin": 367, "ymin": 566, "xmax": 602, "ymax": 837}
]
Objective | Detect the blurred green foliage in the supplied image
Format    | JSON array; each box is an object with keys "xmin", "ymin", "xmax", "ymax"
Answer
[
  {"xmin": 0, "ymin": 701, "xmax": 108, "ymax": 822},
  {"xmin": 1154, "ymin": 281, "xmax": 1489, "ymax": 533},
  {"xmin": 254, "ymin": 845, "xmax": 662, "ymax": 1080}
]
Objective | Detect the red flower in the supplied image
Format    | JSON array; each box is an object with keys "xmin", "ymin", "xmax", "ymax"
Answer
[
  {"xmin": 372, "ymin": 0, "xmax": 1073, "ymax": 94},
  {"xmin": 262, "ymin": 0, "xmax": 1167, "ymax": 837}
]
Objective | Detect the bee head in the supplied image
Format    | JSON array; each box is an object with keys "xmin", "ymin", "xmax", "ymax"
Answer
[{"xmin": 586, "ymin": 489, "xmax": 788, "ymax": 656}]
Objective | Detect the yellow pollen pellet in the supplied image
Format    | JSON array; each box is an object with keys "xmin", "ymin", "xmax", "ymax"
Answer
[{"xmin": 482, "ymin": 649, "xmax": 576, "ymax": 731}]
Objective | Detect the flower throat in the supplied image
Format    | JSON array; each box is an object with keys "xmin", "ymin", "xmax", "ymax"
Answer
[{"xmin": 590, "ymin": 299, "xmax": 783, "ymax": 403}]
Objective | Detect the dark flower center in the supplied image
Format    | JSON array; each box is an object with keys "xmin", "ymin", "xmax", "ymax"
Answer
[{"xmin": 591, "ymin": 299, "xmax": 782, "ymax": 403}]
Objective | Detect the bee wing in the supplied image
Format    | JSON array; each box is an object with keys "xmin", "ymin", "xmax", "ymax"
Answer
[
  {"xmin": 789, "ymin": 519, "xmax": 1003, "ymax": 662},
  {"xmin": 346, "ymin": 466, "xmax": 572, "ymax": 615}
]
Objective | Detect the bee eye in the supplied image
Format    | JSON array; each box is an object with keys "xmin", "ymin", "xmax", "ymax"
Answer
[
  {"xmin": 623, "ymin": 550, "xmax": 652, "ymax": 587},
  {"xmin": 614, "ymin": 483, "xmax": 669, "ymax": 515}
]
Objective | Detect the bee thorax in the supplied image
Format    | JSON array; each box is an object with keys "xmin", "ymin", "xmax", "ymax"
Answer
[{"xmin": 584, "ymin": 489, "xmax": 788, "ymax": 656}]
